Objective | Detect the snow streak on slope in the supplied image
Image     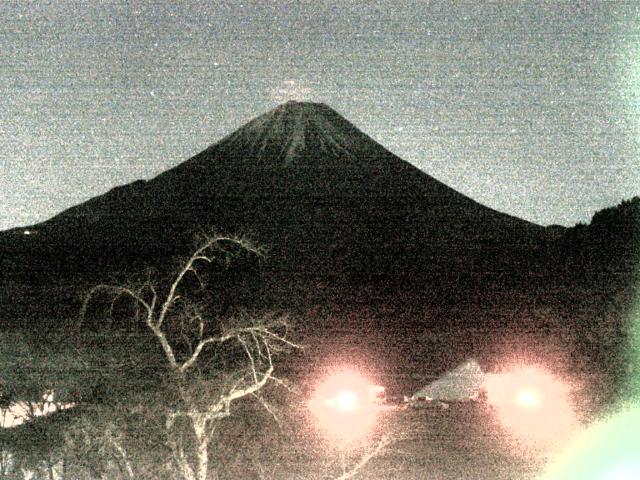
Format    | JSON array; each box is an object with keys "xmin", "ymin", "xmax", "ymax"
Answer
[{"xmin": 218, "ymin": 101, "xmax": 359, "ymax": 165}]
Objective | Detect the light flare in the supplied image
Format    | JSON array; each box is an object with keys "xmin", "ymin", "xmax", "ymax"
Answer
[
  {"xmin": 486, "ymin": 365, "xmax": 576, "ymax": 444},
  {"xmin": 309, "ymin": 369, "xmax": 379, "ymax": 445},
  {"xmin": 541, "ymin": 403, "xmax": 640, "ymax": 480},
  {"xmin": 516, "ymin": 389, "xmax": 541, "ymax": 408},
  {"xmin": 334, "ymin": 390, "xmax": 359, "ymax": 412}
]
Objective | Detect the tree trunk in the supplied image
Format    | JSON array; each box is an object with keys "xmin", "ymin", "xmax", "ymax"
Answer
[
  {"xmin": 193, "ymin": 415, "xmax": 210, "ymax": 480},
  {"xmin": 46, "ymin": 457, "xmax": 55, "ymax": 480},
  {"xmin": 111, "ymin": 439, "xmax": 135, "ymax": 480},
  {"xmin": 167, "ymin": 413, "xmax": 197, "ymax": 480}
]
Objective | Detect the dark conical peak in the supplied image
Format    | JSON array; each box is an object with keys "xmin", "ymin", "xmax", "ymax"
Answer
[
  {"xmin": 257, "ymin": 100, "xmax": 337, "ymax": 130},
  {"xmin": 237, "ymin": 100, "xmax": 343, "ymax": 137},
  {"xmin": 277, "ymin": 100, "xmax": 330, "ymax": 111},
  {"xmin": 269, "ymin": 100, "xmax": 338, "ymax": 120},
  {"xmin": 217, "ymin": 101, "xmax": 373, "ymax": 166}
]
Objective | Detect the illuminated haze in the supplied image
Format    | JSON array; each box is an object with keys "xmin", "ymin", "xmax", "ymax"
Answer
[{"xmin": 1, "ymin": 2, "xmax": 638, "ymax": 231}]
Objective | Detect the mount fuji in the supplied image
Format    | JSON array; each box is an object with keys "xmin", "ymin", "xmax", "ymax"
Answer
[{"xmin": 1, "ymin": 101, "xmax": 552, "ymax": 319}]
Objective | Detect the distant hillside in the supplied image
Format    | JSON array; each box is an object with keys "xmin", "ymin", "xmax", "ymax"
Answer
[{"xmin": 554, "ymin": 197, "xmax": 640, "ymax": 289}]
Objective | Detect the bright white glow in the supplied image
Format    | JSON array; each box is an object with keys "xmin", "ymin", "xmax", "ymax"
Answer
[
  {"xmin": 310, "ymin": 369, "xmax": 379, "ymax": 445},
  {"xmin": 516, "ymin": 389, "xmax": 541, "ymax": 408},
  {"xmin": 335, "ymin": 390, "xmax": 359, "ymax": 412},
  {"xmin": 486, "ymin": 365, "xmax": 576, "ymax": 444}
]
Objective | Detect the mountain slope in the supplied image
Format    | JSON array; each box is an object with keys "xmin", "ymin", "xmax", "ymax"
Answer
[{"xmin": 1, "ymin": 101, "xmax": 549, "ymax": 307}]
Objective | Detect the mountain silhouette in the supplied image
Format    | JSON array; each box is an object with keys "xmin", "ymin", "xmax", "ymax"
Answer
[
  {"xmin": 2, "ymin": 102, "xmax": 636, "ymax": 405},
  {"xmin": 1, "ymin": 101, "xmax": 551, "ymax": 317}
]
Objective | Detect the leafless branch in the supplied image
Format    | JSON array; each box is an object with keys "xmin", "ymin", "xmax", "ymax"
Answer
[
  {"xmin": 80, "ymin": 284, "xmax": 153, "ymax": 327},
  {"xmin": 238, "ymin": 336, "xmax": 258, "ymax": 384},
  {"xmin": 81, "ymin": 234, "xmax": 299, "ymax": 480},
  {"xmin": 251, "ymin": 392, "xmax": 282, "ymax": 431},
  {"xmin": 332, "ymin": 435, "xmax": 393, "ymax": 480}
]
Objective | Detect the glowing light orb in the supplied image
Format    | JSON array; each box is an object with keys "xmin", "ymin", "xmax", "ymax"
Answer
[
  {"xmin": 334, "ymin": 390, "xmax": 359, "ymax": 412},
  {"xmin": 486, "ymin": 365, "xmax": 576, "ymax": 444},
  {"xmin": 516, "ymin": 389, "xmax": 542, "ymax": 408},
  {"xmin": 309, "ymin": 369, "xmax": 379, "ymax": 445}
]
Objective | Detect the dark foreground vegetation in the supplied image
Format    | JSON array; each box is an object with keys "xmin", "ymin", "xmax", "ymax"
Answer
[{"xmin": 0, "ymin": 197, "xmax": 638, "ymax": 479}]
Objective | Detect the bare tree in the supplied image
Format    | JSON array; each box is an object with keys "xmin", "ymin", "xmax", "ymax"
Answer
[{"xmin": 81, "ymin": 235, "xmax": 301, "ymax": 480}]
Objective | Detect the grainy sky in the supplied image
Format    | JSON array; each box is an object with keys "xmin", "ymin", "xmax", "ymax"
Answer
[{"xmin": 1, "ymin": 1, "xmax": 638, "ymax": 230}]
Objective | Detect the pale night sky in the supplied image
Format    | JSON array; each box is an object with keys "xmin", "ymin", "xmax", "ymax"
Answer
[{"xmin": 1, "ymin": 1, "xmax": 639, "ymax": 231}]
